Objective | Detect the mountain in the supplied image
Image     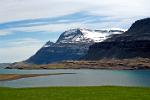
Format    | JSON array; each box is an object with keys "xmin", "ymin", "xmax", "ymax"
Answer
[
  {"xmin": 56, "ymin": 28, "xmax": 124, "ymax": 43},
  {"xmin": 26, "ymin": 28, "xmax": 124, "ymax": 64},
  {"xmin": 84, "ymin": 18, "xmax": 150, "ymax": 60},
  {"xmin": 0, "ymin": 63, "xmax": 10, "ymax": 69}
]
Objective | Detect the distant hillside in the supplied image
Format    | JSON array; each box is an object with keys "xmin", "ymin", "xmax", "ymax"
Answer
[
  {"xmin": 25, "ymin": 28, "xmax": 123, "ymax": 64},
  {"xmin": 0, "ymin": 63, "xmax": 10, "ymax": 69},
  {"xmin": 84, "ymin": 18, "xmax": 150, "ymax": 60}
]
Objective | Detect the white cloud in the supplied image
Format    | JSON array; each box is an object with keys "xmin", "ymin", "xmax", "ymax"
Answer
[
  {"xmin": 0, "ymin": 45, "xmax": 41, "ymax": 63},
  {"xmin": 0, "ymin": 38, "xmax": 44, "ymax": 63},
  {"xmin": 0, "ymin": 30, "xmax": 13, "ymax": 36},
  {"xmin": 9, "ymin": 38, "xmax": 45, "ymax": 47},
  {"xmin": 0, "ymin": 0, "xmax": 89, "ymax": 23},
  {"xmin": 0, "ymin": 0, "xmax": 149, "ymax": 34},
  {"xmin": 76, "ymin": 0, "xmax": 150, "ymax": 17},
  {"xmin": 2, "ymin": 22, "xmax": 86, "ymax": 34},
  {"xmin": 0, "ymin": 0, "xmax": 150, "ymax": 63},
  {"xmin": 0, "ymin": 0, "xmax": 149, "ymax": 23}
]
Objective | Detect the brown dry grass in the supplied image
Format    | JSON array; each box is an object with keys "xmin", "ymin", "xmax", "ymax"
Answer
[{"xmin": 7, "ymin": 58, "xmax": 150, "ymax": 70}]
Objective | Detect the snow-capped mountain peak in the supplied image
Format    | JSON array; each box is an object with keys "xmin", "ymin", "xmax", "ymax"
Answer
[
  {"xmin": 43, "ymin": 41, "xmax": 54, "ymax": 48},
  {"xmin": 56, "ymin": 28, "xmax": 124, "ymax": 43}
]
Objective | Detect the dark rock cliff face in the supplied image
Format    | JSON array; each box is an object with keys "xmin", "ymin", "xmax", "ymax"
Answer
[
  {"xmin": 126, "ymin": 18, "xmax": 150, "ymax": 35},
  {"xmin": 26, "ymin": 43, "xmax": 91, "ymax": 64},
  {"xmin": 25, "ymin": 29, "xmax": 96, "ymax": 64},
  {"xmin": 85, "ymin": 40, "xmax": 150, "ymax": 59},
  {"xmin": 84, "ymin": 18, "xmax": 150, "ymax": 60}
]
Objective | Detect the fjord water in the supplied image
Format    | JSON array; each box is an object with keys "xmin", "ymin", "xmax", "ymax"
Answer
[{"xmin": 0, "ymin": 69, "xmax": 150, "ymax": 88}]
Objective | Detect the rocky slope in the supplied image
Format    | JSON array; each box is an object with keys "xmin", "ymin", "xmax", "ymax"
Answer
[
  {"xmin": 84, "ymin": 18, "xmax": 150, "ymax": 60},
  {"xmin": 25, "ymin": 28, "xmax": 124, "ymax": 64},
  {"xmin": 7, "ymin": 58, "xmax": 150, "ymax": 70}
]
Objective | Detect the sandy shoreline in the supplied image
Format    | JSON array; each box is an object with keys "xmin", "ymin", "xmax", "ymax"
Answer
[{"xmin": 0, "ymin": 73, "xmax": 75, "ymax": 81}]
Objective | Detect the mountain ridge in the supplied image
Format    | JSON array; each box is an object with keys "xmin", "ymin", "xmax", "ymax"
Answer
[
  {"xmin": 84, "ymin": 18, "xmax": 150, "ymax": 60},
  {"xmin": 25, "ymin": 28, "xmax": 124, "ymax": 64},
  {"xmin": 7, "ymin": 18, "xmax": 150, "ymax": 70}
]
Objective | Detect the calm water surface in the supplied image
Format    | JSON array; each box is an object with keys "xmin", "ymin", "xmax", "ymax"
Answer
[{"xmin": 0, "ymin": 69, "xmax": 150, "ymax": 88}]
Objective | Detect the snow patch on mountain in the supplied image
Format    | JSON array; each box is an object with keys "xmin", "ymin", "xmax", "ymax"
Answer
[
  {"xmin": 56, "ymin": 28, "xmax": 124, "ymax": 44},
  {"xmin": 80, "ymin": 29, "xmax": 108, "ymax": 42},
  {"xmin": 43, "ymin": 28, "xmax": 124, "ymax": 48},
  {"xmin": 43, "ymin": 41, "xmax": 54, "ymax": 48}
]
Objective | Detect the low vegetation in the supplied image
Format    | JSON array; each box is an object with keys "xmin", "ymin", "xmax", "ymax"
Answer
[{"xmin": 0, "ymin": 86, "xmax": 150, "ymax": 100}]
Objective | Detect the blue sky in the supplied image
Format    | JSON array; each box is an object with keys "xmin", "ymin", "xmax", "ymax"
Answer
[{"xmin": 0, "ymin": 0, "xmax": 150, "ymax": 63}]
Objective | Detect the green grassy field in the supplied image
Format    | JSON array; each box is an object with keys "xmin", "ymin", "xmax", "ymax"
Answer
[{"xmin": 0, "ymin": 86, "xmax": 150, "ymax": 100}]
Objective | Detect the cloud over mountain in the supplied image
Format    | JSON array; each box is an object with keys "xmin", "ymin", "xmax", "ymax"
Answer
[{"xmin": 0, "ymin": 0, "xmax": 150, "ymax": 62}]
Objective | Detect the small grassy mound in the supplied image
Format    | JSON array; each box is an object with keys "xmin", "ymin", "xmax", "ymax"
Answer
[{"xmin": 0, "ymin": 86, "xmax": 150, "ymax": 100}]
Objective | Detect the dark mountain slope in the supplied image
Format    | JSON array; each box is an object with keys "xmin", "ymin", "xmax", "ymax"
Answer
[{"xmin": 84, "ymin": 18, "xmax": 150, "ymax": 60}]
